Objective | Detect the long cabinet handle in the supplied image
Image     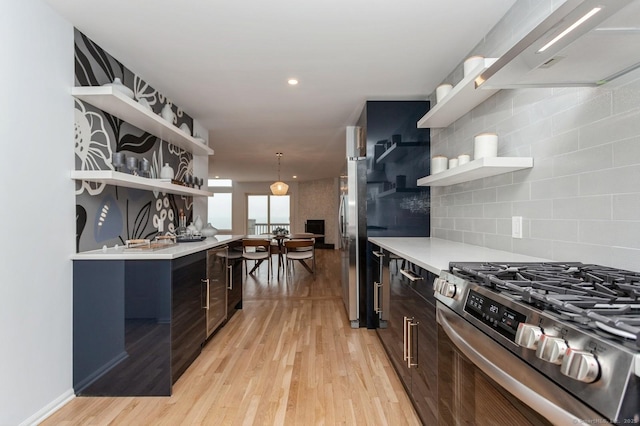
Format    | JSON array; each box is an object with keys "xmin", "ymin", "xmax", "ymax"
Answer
[
  {"xmin": 227, "ymin": 265, "xmax": 233, "ymax": 290},
  {"xmin": 374, "ymin": 282, "xmax": 383, "ymax": 314},
  {"xmin": 407, "ymin": 319, "xmax": 419, "ymax": 369},
  {"xmin": 201, "ymin": 279, "xmax": 210, "ymax": 310},
  {"xmin": 403, "ymin": 316, "xmax": 409, "ymax": 363},
  {"xmin": 400, "ymin": 269, "xmax": 424, "ymax": 282}
]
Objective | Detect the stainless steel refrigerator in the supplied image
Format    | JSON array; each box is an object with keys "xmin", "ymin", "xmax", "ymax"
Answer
[{"xmin": 340, "ymin": 126, "xmax": 367, "ymax": 328}]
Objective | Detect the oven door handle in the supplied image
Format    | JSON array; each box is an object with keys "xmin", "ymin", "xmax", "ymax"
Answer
[{"xmin": 436, "ymin": 303, "xmax": 600, "ymax": 425}]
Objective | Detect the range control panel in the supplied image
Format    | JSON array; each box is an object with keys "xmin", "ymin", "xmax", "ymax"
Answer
[{"xmin": 464, "ymin": 290, "xmax": 527, "ymax": 342}]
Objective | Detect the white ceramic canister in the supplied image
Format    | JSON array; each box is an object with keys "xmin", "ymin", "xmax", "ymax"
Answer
[
  {"xmin": 448, "ymin": 158, "xmax": 459, "ymax": 168},
  {"xmin": 436, "ymin": 84, "xmax": 453, "ymax": 103},
  {"xmin": 431, "ymin": 156, "xmax": 448, "ymax": 174},
  {"xmin": 457, "ymin": 154, "xmax": 471, "ymax": 165},
  {"xmin": 463, "ymin": 55, "xmax": 485, "ymax": 77},
  {"xmin": 474, "ymin": 133, "xmax": 498, "ymax": 160}
]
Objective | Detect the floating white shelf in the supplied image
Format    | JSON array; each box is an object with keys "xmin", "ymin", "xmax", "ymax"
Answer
[
  {"xmin": 417, "ymin": 157, "xmax": 533, "ymax": 187},
  {"xmin": 72, "ymin": 86, "xmax": 214, "ymax": 156},
  {"xmin": 71, "ymin": 170, "xmax": 213, "ymax": 197},
  {"xmin": 417, "ymin": 58, "xmax": 499, "ymax": 129}
]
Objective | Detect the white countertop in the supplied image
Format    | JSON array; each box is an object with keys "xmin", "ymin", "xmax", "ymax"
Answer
[
  {"xmin": 71, "ymin": 235, "xmax": 245, "ymax": 260},
  {"xmin": 368, "ymin": 237, "xmax": 549, "ymax": 275}
]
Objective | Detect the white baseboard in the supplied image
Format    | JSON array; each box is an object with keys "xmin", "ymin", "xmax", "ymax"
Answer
[{"xmin": 20, "ymin": 389, "xmax": 75, "ymax": 426}]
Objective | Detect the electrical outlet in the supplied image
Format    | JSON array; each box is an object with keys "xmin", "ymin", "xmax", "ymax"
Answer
[{"xmin": 512, "ymin": 216, "xmax": 523, "ymax": 239}]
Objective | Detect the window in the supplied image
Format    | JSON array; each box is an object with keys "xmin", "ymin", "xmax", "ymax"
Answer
[
  {"xmin": 247, "ymin": 194, "xmax": 290, "ymax": 235},
  {"xmin": 207, "ymin": 179, "xmax": 233, "ymax": 232}
]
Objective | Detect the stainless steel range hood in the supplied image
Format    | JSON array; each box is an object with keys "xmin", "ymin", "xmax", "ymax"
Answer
[{"xmin": 476, "ymin": 0, "xmax": 640, "ymax": 89}]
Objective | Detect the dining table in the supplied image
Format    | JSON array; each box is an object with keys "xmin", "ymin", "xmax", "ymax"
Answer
[{"xmin": 244, "ymin": 233, "xmax": 324, "ymax": 277}]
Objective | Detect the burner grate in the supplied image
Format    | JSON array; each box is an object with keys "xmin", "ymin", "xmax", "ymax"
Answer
[{"xmin": 449, "ymin": 261, "xmax": 640, "ymax": 346}]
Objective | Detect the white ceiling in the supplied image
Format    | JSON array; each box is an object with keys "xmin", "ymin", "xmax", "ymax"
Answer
[{"xmin": 45, "ymin": 0, "xmax": 515, "ymax": 182}]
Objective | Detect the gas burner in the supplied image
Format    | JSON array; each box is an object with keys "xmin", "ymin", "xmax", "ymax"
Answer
[{"xmin": 449, "ymin": 261, "xmax": 640, "ymax": 346}]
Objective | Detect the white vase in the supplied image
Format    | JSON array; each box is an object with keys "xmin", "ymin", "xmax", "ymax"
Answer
[
  {"xmin": 194, "ymin": 215, "xmax": 203, "ymax": 231},
  {"xmin": 202, "ymin": 223, "xmax": 218, "ymax": 237},
  {"xmin": 103, "ymin": 77, "xmax": 134, "ymax": 99},
  {"xmin": 160, "ymin": 163, "xmax": 174, "ymax": 179},
  {"xmin": 161, "ymin": 104, "xmax": 176, "ymax": 124}
]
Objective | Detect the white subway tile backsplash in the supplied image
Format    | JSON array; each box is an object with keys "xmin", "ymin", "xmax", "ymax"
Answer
[
  {"xmin": 531, "ymin": 130, "xmax": 579, "ymax": 159},
  {"xmin": 484, "ymin": 234, "xmax": 513, "ymax": 252},
  {"xmin": 453, "ymin": 192, "xmax": 473, "ymax": 206},
  {"xmin": 462, "ymin": 204, "xmax": 485, "ymax": 218},
  {"xmin": 463, "ymin": 231, "xmax": 485, "ymax": 246},
  {"xmin": 483, "ymin": 172, "xmax": 513, "ymax": 188},
  {"xmin": 484, "ymin": 202, "xmax": 513, "ymax": 219},
  {"xmin": 455, "ymin": 218, "xmax": 473, "ymax": 232},
  {"xmin": 552, "ymin": 92, "xmax": 612, "ymax": 135},
  {"xmin": 579, "ymin": 221, "xmax": 640, "ymax": 249},
  {"xmin": 516, "ymin": 157, "xmax": 553, "ymax": 184},
  {"xmin": 579, "ymin": 109, "xmax": 640, "ymax": 149},
  {"xmin": 447, "ymin": 229, "xmax": 464, "ymax": 243},
  {"xmin": 613, "ymin": 76, "xmax": 640, "ymax": 115},
  {"xmin": 552, "ymin": 144, "xmax": 612, "ymax": 178},
  {"xmin": 496, "ymin": 218, "xmax": 512, "ymax": 235},
  {"xmin": 554, "ymin": 196, "xmax": 611, "ymax": 220},
  {"xmin": 613, "ymin": 137, "xmax": 640, "ymax": 167},
  {"xmin": 473, "ymin": 188, "xmax": 497, "ymax": 204},
  {"xmin": 530, "ymin": 175, "xmax": 580, "ymax": 200},
  {"xmin": 553, "ymin": 241, "xmax": 613, "ymax": 265},
  {"xmin": 513, "ymin": 238, "xmax": 553, "ymax": 259},
  {"xmin": 513, "ymin": 200, "xmax": 554, "ymax": 219},
  {"xmin": 474, "ymin": 218, "xmax": 497, "ymax": 234},
  {"xmin": 496, "ymin": 182, "xmax": 530, "ymax": 202},
  {"xmin": 609, "ymin": 247, "xmax": 640, "ymax": 271},
  {"xmin": 531, "ymin": 219, "xmax": 578, "ymax": 242},
  {"xmin": 580, "ymin": 165, "xmax": 640, "ymax": 196},
  {"xmin": 613, "ymin": 194, "xmax": 640, "ymax": 220}
]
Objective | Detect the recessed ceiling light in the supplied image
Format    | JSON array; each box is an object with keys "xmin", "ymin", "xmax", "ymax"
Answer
[
  {"xmin": 288, "ymin": 79, "xmax": 299, "ymax": 85},
  {"xmin": 293, "ymin": 175, "xmax": 297, "ymax": 179},
  {"xmin": 215, "ymin": 176, "xmax": 220, "ymax": 178}
]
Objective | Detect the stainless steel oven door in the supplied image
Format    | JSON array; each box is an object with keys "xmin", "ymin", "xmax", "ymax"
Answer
[{"xmin": 436, "ymin": 302, "xmax": 604, "ymax": 425}]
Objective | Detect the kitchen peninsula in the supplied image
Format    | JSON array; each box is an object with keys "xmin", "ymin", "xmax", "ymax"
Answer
[{"xmin": 71, "ymin": 235, "xmax": 245, "ymax": 396}]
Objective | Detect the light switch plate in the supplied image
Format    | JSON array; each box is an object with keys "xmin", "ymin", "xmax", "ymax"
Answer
[{"xmin": 512, "ymin": 216, "xmax": 523, "ymax": 239}]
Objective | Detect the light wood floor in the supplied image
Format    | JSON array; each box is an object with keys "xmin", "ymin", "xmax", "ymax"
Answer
[{"xmin": 43, "ymin": 249, "xmax": 420, "ymax": 425}]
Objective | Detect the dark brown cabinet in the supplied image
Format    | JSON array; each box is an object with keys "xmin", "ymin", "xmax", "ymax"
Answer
[{"xmin": 374, "ymin": 246, "xmax": 437, "ymax": 425}]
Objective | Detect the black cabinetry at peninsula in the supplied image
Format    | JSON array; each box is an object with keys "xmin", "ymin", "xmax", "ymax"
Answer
[
  {"xmin": 171, "ymin": 252, "xmax": 206, "ymax": 384},
  {"xmin": 72, "ymin": 242, "xmax": 240, "ymax": 397}
]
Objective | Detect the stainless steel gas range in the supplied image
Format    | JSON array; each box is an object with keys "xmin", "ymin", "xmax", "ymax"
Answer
[{"xmin": 434, "ymin": 262, "xmax": 639, "ymax": 425}]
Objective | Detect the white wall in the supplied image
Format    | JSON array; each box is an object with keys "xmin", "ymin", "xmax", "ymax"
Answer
[{"xmin": 0, "ymin": 1, "xmax": 75, "ymax": 424}]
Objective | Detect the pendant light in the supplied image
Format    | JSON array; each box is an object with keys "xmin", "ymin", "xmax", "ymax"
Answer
[{"xmin": 270, "ymin": 152, "xmax": 289, "ymax": 196}]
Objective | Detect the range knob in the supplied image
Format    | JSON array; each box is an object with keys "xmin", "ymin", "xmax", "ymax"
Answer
[
  {"xmin": 536, "ymin": 335, "xmax": 568, "ymax": 364},
  {"xmin": 560, "ymin": 349, "xmax": 599, "ymax": 383},
  {"xmin": 433, "ymin": 278, "xmax": 456, "ymax": 298},
  {"xmin": 515, "ymin": 323, "xmax": 543, "ymax": 350}
]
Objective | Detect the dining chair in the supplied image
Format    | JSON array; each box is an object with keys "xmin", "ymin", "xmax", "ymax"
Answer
[
  {"xmin": 283, "ymin": 239, "xmax": 315, "ymax": 280},
  {"xmin": 242, "ymin": 238, "xmax": 271, "ymax": 280}
]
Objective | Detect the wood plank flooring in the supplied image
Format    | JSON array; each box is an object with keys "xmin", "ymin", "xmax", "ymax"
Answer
[{"xmin": 43, "ymin": 249, "xmax": 420, "ymax": 425}]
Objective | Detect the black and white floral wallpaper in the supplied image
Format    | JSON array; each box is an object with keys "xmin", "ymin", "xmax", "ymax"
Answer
[{"xmin": 74, "ymin": 29, "xmax": 196, "ymax": 252}]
